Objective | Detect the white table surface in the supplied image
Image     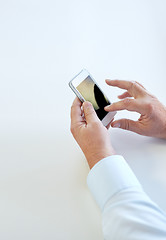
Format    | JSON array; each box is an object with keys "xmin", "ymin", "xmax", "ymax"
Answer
[{"xmin": 0, "ymin": 0, "xmax": 166, "ymax": 239}]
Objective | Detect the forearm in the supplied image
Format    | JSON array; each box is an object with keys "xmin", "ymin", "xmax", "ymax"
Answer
[
  {"xmin": 102, "ymin": 188, "xmax": 166, "ymax": 240},
  {"xmin": 87, "ymin": 156, "xmax": 166, "ymax": 240}
]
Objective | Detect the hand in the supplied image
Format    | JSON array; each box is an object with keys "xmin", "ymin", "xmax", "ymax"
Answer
[
  {"xmin": 104, "ymin": 80, "xmax": 166, "ymax": 139},
  {"xmin": 70, "ymin": 97, "xmax": 115, "ymax": 169}
]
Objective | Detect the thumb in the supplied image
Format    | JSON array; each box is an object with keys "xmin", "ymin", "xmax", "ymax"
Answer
[
  {"xmin": 83, "ymin": 101, "xmax": 100, "ymax": 124},
  {"xmin": 111, "ymin": 119, "xmax": 141, "ymax": 134}
]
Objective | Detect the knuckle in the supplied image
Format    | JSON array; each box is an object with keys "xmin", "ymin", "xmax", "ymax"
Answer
[
  {"xmin": 124, "ymin": 119, "xmax": 130, "ymax": 130},
  {"xmin": 129, "ymin": 80, "xmax": 137, "ymax": 90},
  {"xmin": 135, "ymin": 81, "xmax": 145, "ymax": 89},
  {"xmin": 148, "ymin": 93, "xmax": 157, "ymax": 99},
  {"xmin": 123, "ymin": 98, "xmax": 132, "ymax": 107},
  {"xmin": 71, "ymin": 104, "xmax": 75, "ymax": 111},
  {"xmin": 70, "ymin": 123, "xmax": 77, "ymax": 135},
  {"xmin": 114, "ymin": 79, "xmax": 119, "ymax": 84},
  {"xmin": 131, "ymin": 80, "xmax": 137, "ymax": 85},
  {"xmin": 85, "ymin": 108, "xmax": 94, "ymax": 117},
  {"xmin": 146, "ymin": 102, "xmax": 154, "ymax": 113}
]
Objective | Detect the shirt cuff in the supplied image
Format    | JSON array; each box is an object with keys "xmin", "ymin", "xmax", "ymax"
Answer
[{"xmin": 87, "ymin": 155, "xmax": 142, "ymax": 210}]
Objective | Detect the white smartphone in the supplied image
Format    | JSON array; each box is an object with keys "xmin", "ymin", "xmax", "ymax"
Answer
[{"xmin": 69, "ymin": 69, "xmax": 116, "ymax": 127}]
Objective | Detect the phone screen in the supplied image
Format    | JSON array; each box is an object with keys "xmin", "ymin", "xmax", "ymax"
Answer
[{"xmin": 76, "ymin": 76, "xmax": 110, "ymax": 120}]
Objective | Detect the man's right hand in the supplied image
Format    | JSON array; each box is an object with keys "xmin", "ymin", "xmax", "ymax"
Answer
[{"xmin": 104, "ymin": 80, "xmax": 166, "ymax": 139}]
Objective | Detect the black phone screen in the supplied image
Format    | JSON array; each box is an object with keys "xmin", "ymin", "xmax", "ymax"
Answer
[{"xmin": 76, "ymin": 76, "xmax": 110, "ymax": 120}]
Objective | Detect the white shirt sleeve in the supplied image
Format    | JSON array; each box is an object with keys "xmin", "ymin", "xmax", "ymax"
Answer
[{"xmin": 87, "ymin": 155, "xmax": 166, "ymax": 240}]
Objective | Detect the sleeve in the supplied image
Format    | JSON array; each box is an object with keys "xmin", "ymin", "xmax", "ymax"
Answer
[{"xmin": 87, "ymin": 155, "xmax": 166, "ymax": 240}]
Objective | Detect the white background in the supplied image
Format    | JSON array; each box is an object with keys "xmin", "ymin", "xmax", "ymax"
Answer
[{"xmin": 0, "ymin": 0, "xmax": 166, "ymax": 239}]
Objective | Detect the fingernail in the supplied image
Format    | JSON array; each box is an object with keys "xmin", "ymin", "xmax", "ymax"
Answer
[
  {"xmin": 112, "ymin": 122, "xmax": 120, "ymax": 128},
  {"xmin": 83, "ymin": 101, "xmax": 92, "ymax": 108},
  {"xmin": 104, "ymin": 105, "xmax": 110, "ymax": 110}
]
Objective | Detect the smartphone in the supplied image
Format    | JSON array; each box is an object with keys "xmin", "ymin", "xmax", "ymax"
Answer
[{"xmin": 69, "ymin": 69, "xmax": 116, "ymax": 127}]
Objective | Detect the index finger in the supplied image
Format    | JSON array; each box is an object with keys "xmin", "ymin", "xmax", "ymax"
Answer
[
  {"xmin": 70, "ymin": 97, "xmax": 84, "ymax": 126},
  {"xmin": 105, "ymin": 79, "xmax": 146, "ymax": 98}
]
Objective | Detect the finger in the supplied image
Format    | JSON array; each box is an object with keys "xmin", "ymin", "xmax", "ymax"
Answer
[
  {"xmin": 105, "ymin": 79, "xmax": 146, "ymax": 98},
  {"xmin": 70, "ymin": 97, "xmax": 84, "ymax": 126},
  {"xmin": 135, "ymin": 81, "xmax": 146, "ymax": 90},
  {"xmin": 118, "ymin": 91, "xmax": 132, "ymax": 99},
  {"xmin": 104, "ymin": 98, "xmax": 145, "ymax": 114},
  {"xmin": 111, "ymin": 119, "xmax": 143, "ymax": 135},
  {"xmin": 83, "ymin": 101, "xmax": 100, "ymax": 124}
]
